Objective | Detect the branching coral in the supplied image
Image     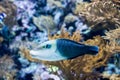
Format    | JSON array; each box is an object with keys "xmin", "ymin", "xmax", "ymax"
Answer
[
  {"xmin": 104, "ymin": 27, "xmax": 120, "ymax": 45},
  {"xmin": 112, "ymin": 0, "xmax": 120, "ymax": 8},
  {"xmin": 75, "ymin": 0, "xmax": 120, "ymax": 31},
  {"xmin": 48, "ymin": 28, "xmax": 82, "ymax": 42},
  {"xmin": 110, "ymin": 74, "xmax": 120, "ymax": 80},
  {"xmin": 0, "ymin": 55, "xmax": 17, "ymax": 80},
  {"xmin": 20, "ymin": 27, "xmax": 120, "ymax": 80},
  {"xmin": 102, "ymin": 74, "xmax": 120, "ymax": 80},
  {"xmin": 101, "ymin": 27, "xmax": 120, "ymax": 79},
  {"xmin": 92, "ymin": 0, "xmax": 120, "ymax": 9}
]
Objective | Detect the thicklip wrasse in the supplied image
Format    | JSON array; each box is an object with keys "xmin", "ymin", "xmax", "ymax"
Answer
[{"xmin": 30, "ymin": 39, "xmax": 99, "ymax": 61}]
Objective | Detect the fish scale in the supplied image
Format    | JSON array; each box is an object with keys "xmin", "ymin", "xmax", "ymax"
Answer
[{"xmin": 56, "ymin": 39, "xmax": 92, "ymax": 58}]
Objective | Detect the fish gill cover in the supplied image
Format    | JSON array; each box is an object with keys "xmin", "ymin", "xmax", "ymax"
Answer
[{"xmin": 0, "ymin": 0, "xmax": 120, "ymax": 80}]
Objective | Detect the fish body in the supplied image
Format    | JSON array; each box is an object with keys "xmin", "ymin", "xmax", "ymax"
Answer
[
  {"xmin": 30, "ymin": 39, "xmax": 99, "ymax": 61},
  {"xmin": 0, "ymin": 25, "xmax": 14, "ymax": 41},
  {"xmin": 0, "ymin": 13, "xmax": 14, "ymax": 40}
]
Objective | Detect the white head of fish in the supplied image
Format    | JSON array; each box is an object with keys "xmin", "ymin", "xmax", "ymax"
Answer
[{"xmin": 30, "ymin": 40, "xmax": 67, "ymax": 61}]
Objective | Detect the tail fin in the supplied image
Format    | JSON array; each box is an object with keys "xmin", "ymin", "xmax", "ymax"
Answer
[{"xmin": 87, "ymin": 46, "xmax": 99, "ymax": 55}]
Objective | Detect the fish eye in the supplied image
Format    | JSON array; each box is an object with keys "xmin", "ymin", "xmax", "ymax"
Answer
[
  {"xmin": 45, "ymin": 44, "xmax": 51, "ymax": 49},
  {"xmin": 42, "ymin": 44, "xmax": 51, "ymax": 49}
]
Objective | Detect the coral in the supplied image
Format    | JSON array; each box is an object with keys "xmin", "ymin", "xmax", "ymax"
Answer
[
  {"xmin": 109, "ymin": 74, "xmax": 120, "ymax": 80},
  {"xmin": 0, "ymin": 5, "xmax": 6, "ymax": 13},
  {"xmin": 47, "ymin": 0, "xmax": 63, "ymax": 8},
  {"xmin": 104, "ymin": 27, "xmax": 120, "ymax": 45},
  {"xmin": 0, "ymin": 0, "xmax": 17, "ymax": 28},
  {"xmin": 0, "ymin": 55, "xmax": 17, "ymax": 80},
  {"xmin": 92, "ymin": 0, "xmax": 120, "ymax": 9},
  {"xmin": 101, "ymin": 27, "xmax": 120, "ymax": 79},
  {"xmin": 0, "ymin": 37, "xmax": 3, "ymax": 43},
  {"xmin": 64, "ymin": 14, "xmax": 78, "ymax": 24},
  {"xmin": 113, "ymin": 0, "xmax": 120, "ymax": 8},
  {"xmin": 48, "ymin": 28, "xmax": 82, "ymax": 42},
  {"xmin": 33, "ymin": 70, "xmax": 61, "ymax": 80},
  {"xmin": 102, "ymin": 73, "xmax": 120, "ymax": 80},
  {"xmin": 33, "ymin": 15, "xmax": 56, "ymax": 33},
  {"xmin": 14, "ymin": 0, "xmax": 35, "ymax": 18},
  {"xmin": 75, "ymin": 0, "xmax": 120, "ymax": 31}
]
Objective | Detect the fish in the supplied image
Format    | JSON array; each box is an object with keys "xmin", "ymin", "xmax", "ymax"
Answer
[
  {"xmin": 0, "ymin": 13, "xmax": 7, "ymax": 25},
  {"xmin": 0, "ymin": 13, "xmax": 14, "ymax": 40},
  {"xmin": 0, "ymin": 25, "xmax": 14, "ymax": 41},
  {"xmin": 0, "ymin": 13, "xmax": 6, "ymax": 20},
  {"xmin": 30, "ymin": 39, "xmax": 99, "ymax": 61}
]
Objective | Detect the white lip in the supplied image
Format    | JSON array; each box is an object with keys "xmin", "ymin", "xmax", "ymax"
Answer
[
  {"xmin": 30, "ymin": 50, "xmax": 38, "ymax": 56},
  {"xmin": 30, "ymin": 50, "xmax": 45, "ymax": 57}
]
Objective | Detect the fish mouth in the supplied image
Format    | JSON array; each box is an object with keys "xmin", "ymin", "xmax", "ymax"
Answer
[{"xmin": 29, "ymin": 50, "xmax": 39, "ymax": 56}]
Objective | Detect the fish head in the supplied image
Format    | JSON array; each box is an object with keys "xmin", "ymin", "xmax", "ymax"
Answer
[
  {"xmin": 29, "ymin": 40, "xmax": 59, "ymax": 61},
  {"xmin": 36, "ymin": 39, "xmax": 57, "ymax": 51}
]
